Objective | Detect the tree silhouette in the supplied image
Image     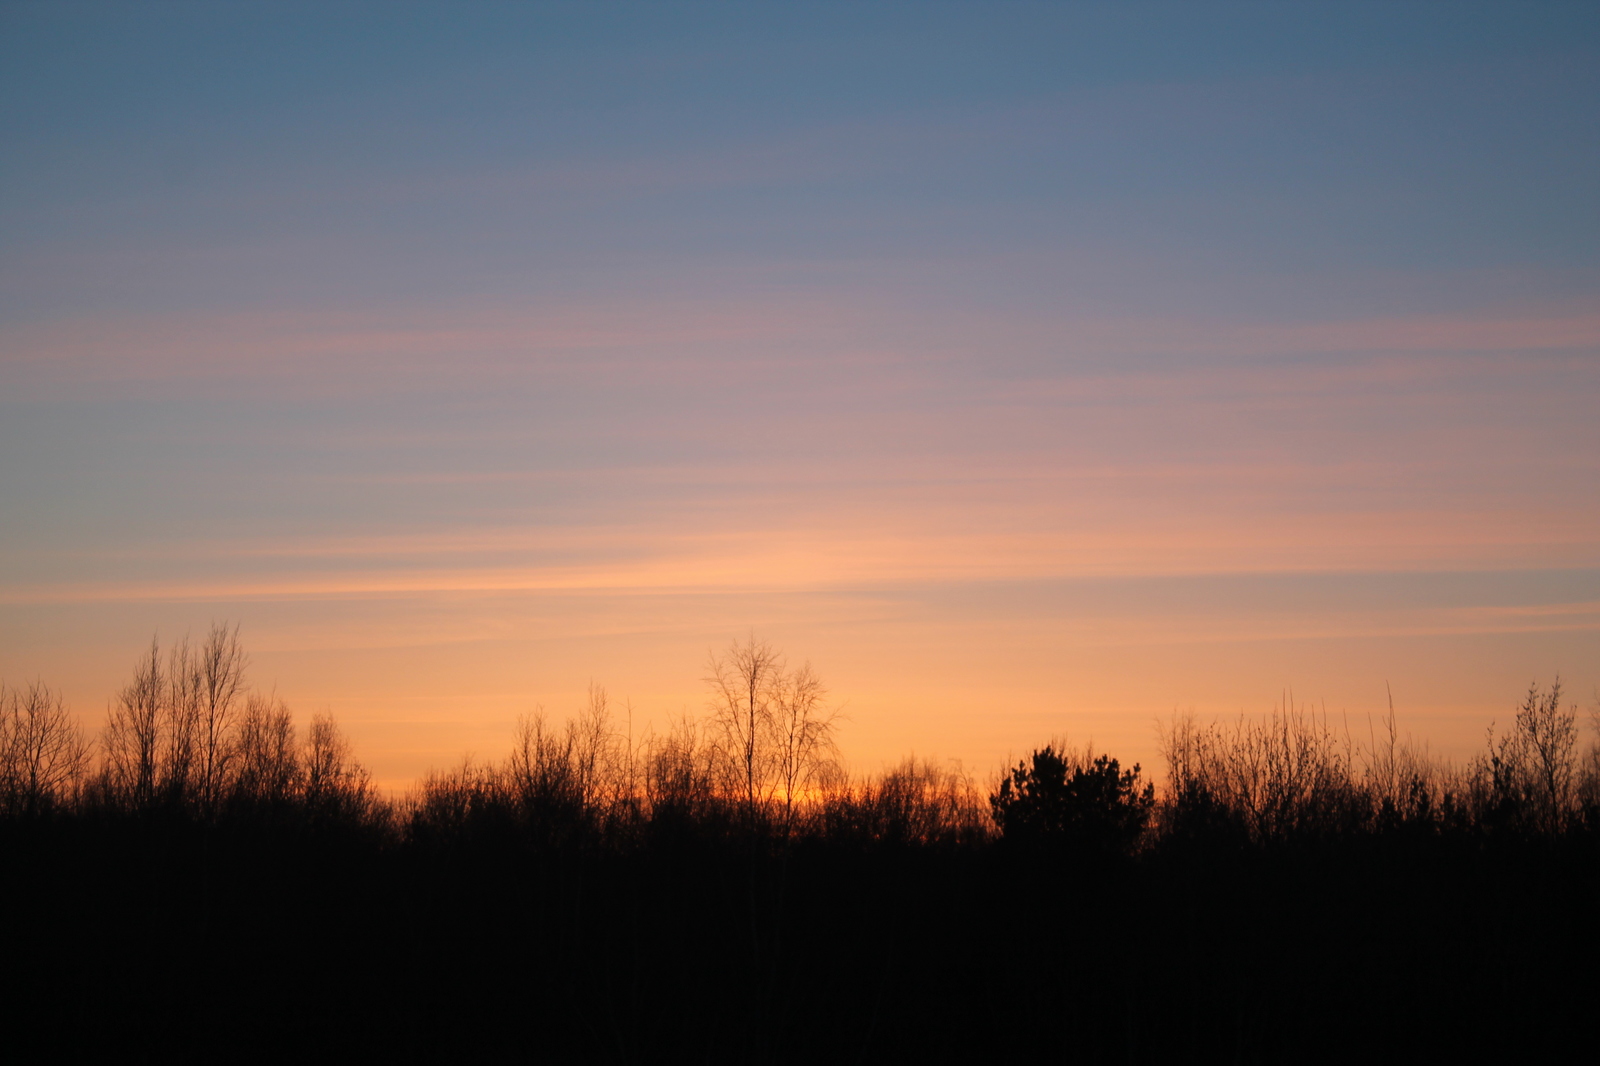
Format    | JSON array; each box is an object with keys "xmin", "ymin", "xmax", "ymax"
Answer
[
  {"xmin": 1481, "ymin": 678, "xmax": 1581, "ymax": 833},
  {"xmin": 704, "ymin": 636, "xmax": 837, "ymax": 816},
  {"xmin": 0, "ymin": 680, "xmax": 88, "ymax": 817},
  {"xmin": 101, "ymin": 637, "xmax": 163, "ymax": 808},
  {"xmin": 990, "ymin": 746, "xmax": 1154, "ymax": 855}
]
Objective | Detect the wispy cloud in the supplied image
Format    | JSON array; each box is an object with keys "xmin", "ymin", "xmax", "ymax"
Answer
[{"xmin": 5, "ymin": 296, "xmax": 1596, "ymax": 396}]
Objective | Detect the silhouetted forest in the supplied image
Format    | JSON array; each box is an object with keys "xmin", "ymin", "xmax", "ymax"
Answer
[{"xmin": 3, "ymin": 626, "xmax": 1597, "ymax": 1062}]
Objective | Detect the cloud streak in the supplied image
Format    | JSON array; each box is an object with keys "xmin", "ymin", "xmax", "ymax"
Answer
[{"xmin": 5, "ymin": 297, "xmax": 1596, "ymax": 393}]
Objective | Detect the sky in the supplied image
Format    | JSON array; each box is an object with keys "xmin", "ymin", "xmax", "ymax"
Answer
[{"xmin": 2, "ymin": 1, "xmax": 1598, "ymax": 789}]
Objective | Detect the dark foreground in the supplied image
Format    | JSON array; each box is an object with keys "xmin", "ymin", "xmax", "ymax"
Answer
[{"xmin": 4, "ymin": 820, "xmax": 1595, "ymax": 1065}]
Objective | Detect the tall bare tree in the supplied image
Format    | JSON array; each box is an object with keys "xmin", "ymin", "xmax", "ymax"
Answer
[
  {"xmin": 706, "ymin": 637, "xmax": 785, "ymax": 807},
  {"xmin": 769, "ymin": 661, "xmax": 838, "ymax": 818},
  {"xmin": 102, "ymin": 638, "xmax": 164, "ymax": 808},
  {"xmin": 193, "ymin": 623, "xmax": 248, "ymax": 811},
  {"xmin": 571, "ymin": 682, "xmax": 618, "ymax": 811},
  {"xmin": 705, "ymin": 636, "xmax": 838, "ymax": 815},
  {"xmin": 161, "ymin": 634, "xmax": 202, "ymax": 804}
]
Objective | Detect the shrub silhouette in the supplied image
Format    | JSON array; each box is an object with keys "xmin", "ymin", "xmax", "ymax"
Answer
[
  {"xmin": 816, "ymin": 757, "xmax": 990, "ymax": 847},
  {"xmin": 1476, "ymin": 678, "xmax": 1582, "ymax": 834},
  {"xmin": 990, "ymin": 746, "xmax": 1154, "ymax": 855}
]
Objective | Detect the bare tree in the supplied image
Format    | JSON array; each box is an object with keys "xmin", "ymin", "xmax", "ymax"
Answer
[
  {"xmin": 160, "ymin": 634, "xmax": 203, "ymax": 805},
  {"xmin": 643, "ymin": 711, "xmax": 719, "ymax": 824},
  {"xmin": 706, "ymin": 637, "xmax": 784, "ymax": 807},
  {"xmin": 305, "ymin": 712, "xmax": 377, "ymax": 824},
  {"xmin": 102, "ymin": 638, "xmax": 164, "ymax": 808},
  {"xmin": 1359, "ymin": 687, "xmax": 1441, "ymax": 824},
  {"xmin": 705, "ymin": 636, "xmax": 839, "ymax": 817},
  {"xmin": 571, "ymin": 682, "xmax": 619, "ymax": 812},
  {"xmin": 822, "ymin": 757, "xmax": 988, "ymax": 845},
  {"xmin": 1481, "ymin": 678, "xmax": 1579, "ymax": 831},
  {"xmin": 1520, "ymin": 678, "xmax": 1578, "ymax": 828},
  {"xmin": 501, "ymin": 688, "xmax": 622, "ymax": 831},
  {"xmin": 507, "ymin": 709, "xmax": 577, "ymax": 811},
  {"xmin": 1159, "ymin": 702, "xmax": 1375, "ymax": 842},
  {"xmin": 768, "ymin": 661, "xmax": 838, "ymax": 819},
  {"xmin": 193, "ymin": 622, "xmax": 248, "ymax": 811},
  {"xmin": 98, "ymin": 630, "xmax": 249, "ymax": 813},
  {"xmin": 0, "ymin": 680, "xmax": 90, "ymax": 816},
  {"xmin": 1580, "ymin": 692, "xmax": 1600, "ymax": 818},
  {"xmin": 231, "ymin": 692, "xmax": 299, "ymax": 807}
]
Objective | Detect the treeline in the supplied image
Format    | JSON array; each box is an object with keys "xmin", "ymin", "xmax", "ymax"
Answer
[
  {"xmin": 5, "ymin": 626, "xmax": 1598, "ymax": 849},
  {"xmin": 2, "ymin": 625, "xmax": 380, "ymax": 828},
  {"xmin": 3, "ymin": 628, "xmax": 1598, "ymax": 1062}
]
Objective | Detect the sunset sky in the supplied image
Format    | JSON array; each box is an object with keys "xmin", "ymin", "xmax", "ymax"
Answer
[{"xmin": 2, "ymin": 2, "xmax": 1597, "ymax": 789}]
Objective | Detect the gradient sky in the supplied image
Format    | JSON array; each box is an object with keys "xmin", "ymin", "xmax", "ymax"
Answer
[{"xmin": 3, "ymin": 1, "xmax": 1598, "ymax": 788}]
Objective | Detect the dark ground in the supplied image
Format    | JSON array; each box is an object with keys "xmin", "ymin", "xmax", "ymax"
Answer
[{"xmin": 3, "ymin": 820, "xmax": 1595, "ymax": 1064}]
